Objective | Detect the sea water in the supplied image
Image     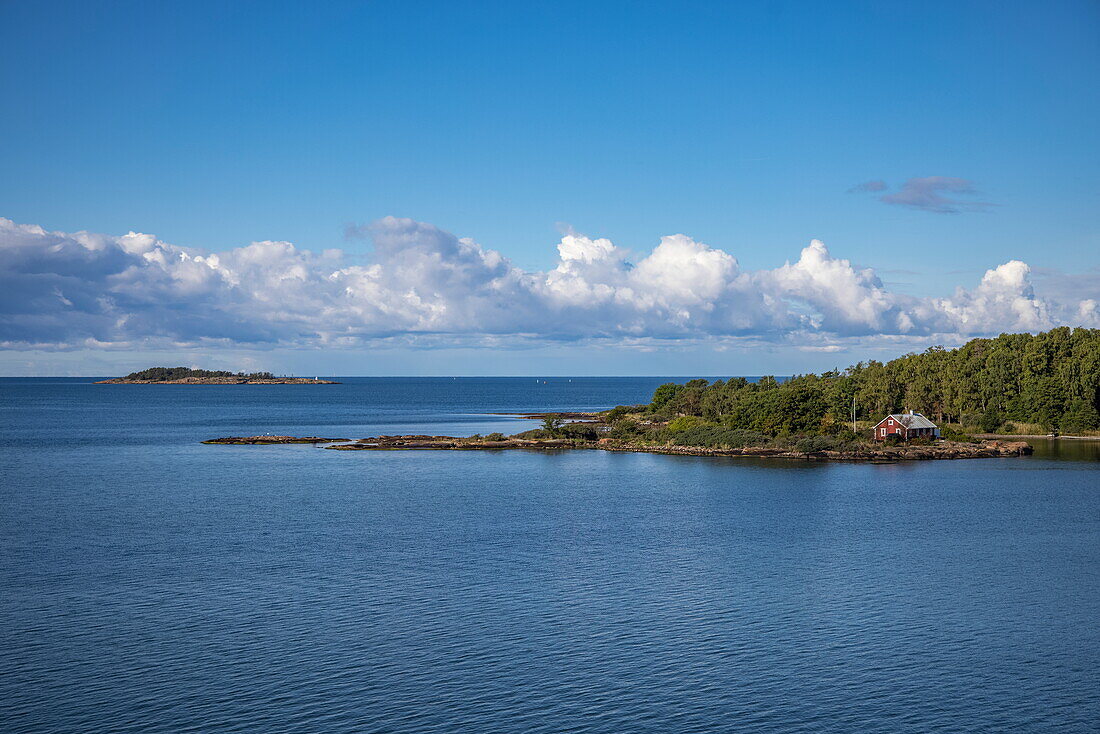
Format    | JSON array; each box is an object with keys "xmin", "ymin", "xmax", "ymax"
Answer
[{"xmin": 1, "ymin": 378, "xmax": 1098, "ymax": 732}]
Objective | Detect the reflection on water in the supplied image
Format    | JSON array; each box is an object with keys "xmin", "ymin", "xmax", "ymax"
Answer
[{"xmin": 1026, "ymin": 438, "xmax": 1100, "ymax": 462}]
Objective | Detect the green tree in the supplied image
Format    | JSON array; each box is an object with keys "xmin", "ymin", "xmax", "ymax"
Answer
[
  {"xmin": 650, "ymin": 383, "xmax": 682, "ymax": 410},
  {"xmin": 1029, "ymin": 375, "xmax": 1066, "ymax": 432},
  {"xmin": 541, "ymin": 414, "xmax": 564, "ymax": 436},
  {"xmin": 979, "ymin": 406, "xmax": 1004, "ymax": 434},
  {"xmin": 1061, "ymin": 399, "xmax": 1100, "ymax": 433},
  {"xmin": 641, "ymin": 328, "xmax": 1100, "ymax": 441}
]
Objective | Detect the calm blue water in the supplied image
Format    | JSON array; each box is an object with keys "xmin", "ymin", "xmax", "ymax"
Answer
[{"xmin": 2, "ymin": 378, "xmax": 1098, "ymax": 733}]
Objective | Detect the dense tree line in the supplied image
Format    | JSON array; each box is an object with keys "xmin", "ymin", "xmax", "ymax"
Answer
[
  {"xmin": 644, "ymin": 328, "xmax": 1100, "ymax": 435},
  {"xmin": 122, "ymin": 367, "xmax": 275, "ymax": 381}
]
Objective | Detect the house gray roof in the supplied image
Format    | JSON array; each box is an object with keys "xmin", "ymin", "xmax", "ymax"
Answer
[{"xmin": 880, "ymin": 412, "xmax": 937, "ymax": 429}]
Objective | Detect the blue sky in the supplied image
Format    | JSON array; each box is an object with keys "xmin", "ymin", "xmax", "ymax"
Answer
[{"xmin": 1, "ymin": 1, "xmax": 1098, "ymax": 375}]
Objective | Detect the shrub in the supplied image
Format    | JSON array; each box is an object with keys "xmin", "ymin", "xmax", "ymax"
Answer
[
  {"xmin": 606, "ymin": 404, "xmax": 648, "ymax": 422},
  {"xmin": 939, "ymin": 425, "xmax": 975, "ymax": 443},
  {"xmin": 795, "ymin": 435, "xmax": 864, "ymax": 453},
  {"xmin": 979, "ymin": 407, "xmax": 1004, "ymax": 434},
  {"xmin": 485, "ymin": 433, "xmax": 505, "ymax": 441},
  {"xmin": 559, "ymin": 422, "xmax": 600, "ymax": 440},
  {"xmin": 770, "ymin": 435, "xmax": 796, "ymax": 450},
  {"xmin": 606, "ymin": 419, "xmax": 642, "ymax": 439},
  {"xmin": 959, "ymin": 413, "xmax": 982, "ymax": 429},
  {"xmin": 666, "ymin": 415, "xmax": 713, "ymax": 432},
  {"xmin": 999, "ymin": 422, "xmax": 1016, "ymax": 434},
  {"xmin": 512, "ymin": 428, "xmax": 552, "ymax": 439},
  {"xmin": 668, "ymin": 426, "xmax": 771, "ymax": 449},
  {"xmin": 796, "ymin": 435, "xmax": 836, "ymax": 453}
]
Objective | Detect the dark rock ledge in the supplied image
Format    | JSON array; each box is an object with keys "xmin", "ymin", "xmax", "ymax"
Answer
[{"xmin": 203, "ymin": 436, "xmax": 349, "ymax": 444}]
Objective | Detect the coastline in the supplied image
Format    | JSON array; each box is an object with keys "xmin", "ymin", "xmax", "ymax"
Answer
[
  {"xmin": 204, "ymin": 434, "xmax": 1033, "ymax": 462},
  {"xmin": 976, "ymin": 433, "xmax": 1100, "ymax": 441},
  {"xmin": 202, "ymin": 435, "xmax": 348, "ymax": 444}
]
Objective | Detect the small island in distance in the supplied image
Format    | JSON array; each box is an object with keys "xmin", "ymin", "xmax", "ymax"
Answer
[{"xmin": 96, "ymin": 367, "xmax": 338, "ymax": 384}]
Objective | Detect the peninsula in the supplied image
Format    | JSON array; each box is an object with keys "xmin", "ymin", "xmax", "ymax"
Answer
[
  {"xmin": 202, "ymin": 430, "xmax": 1032, "ymax": 462},
  {"xmin": 201, "ymin": 329, "xmax": 1100, "ymax": 462},
  {"xmin": 97, "ymin": 367, "xmax": 338, "ymax": 384}
]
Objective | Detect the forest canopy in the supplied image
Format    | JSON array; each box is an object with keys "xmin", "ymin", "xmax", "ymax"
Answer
[{"xmin": 645, "ymin": 328, "xmax": 1100, "ymax": 435}]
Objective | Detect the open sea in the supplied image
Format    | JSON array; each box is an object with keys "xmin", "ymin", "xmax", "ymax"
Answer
[{"xmin": 1, "ymin": 377, "xmax": 1098, "ymax": 733}]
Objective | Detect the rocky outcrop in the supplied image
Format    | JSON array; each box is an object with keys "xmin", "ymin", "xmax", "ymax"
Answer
[
  {"xmin": 504, "ymin": 412, "xmax": 602, "ymax": 421},
  {"xmin": 601, "ymin": 439, "xmax": 1032, "ymax": 461},
  {"xmin": 326, "ymin": 436, "xmax": 575, "ymax": 450},
  {"xmin": 203, "ymin": 436, "xmax": 348, "ymax": 444},
  {"xmin": 205, "ymin": 434, "xmax": 1032, "ymax": 461}
]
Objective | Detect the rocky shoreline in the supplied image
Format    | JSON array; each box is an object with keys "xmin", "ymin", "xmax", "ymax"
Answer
[
  {"xmin": 598, "ymin": 439, "xmax": 1033, "ymax": 461},
  {"xmin": 203, "ymin": 435, "xmax": 349, "ymax": 444},
  {"xmin": 975, "ymin": 433, "xmax": 1100, "ymax": 441},
  {"xmin": 203, "ymin": 434, "xmax": 1033, "ymax": 461},
  {"xmin": 493, "ymin": 412, "xmax": 602, "ymax": 421}
]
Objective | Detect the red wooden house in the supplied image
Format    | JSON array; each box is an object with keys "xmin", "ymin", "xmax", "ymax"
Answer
[{"xmin": 873, "ymin": 410, "xmax": 939, "ymax": 441}]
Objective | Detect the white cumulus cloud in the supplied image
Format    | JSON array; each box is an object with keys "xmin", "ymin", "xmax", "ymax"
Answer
[{"xmin": 0, "ymin": 215, "xmax": 1095, "ymax": 351}]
